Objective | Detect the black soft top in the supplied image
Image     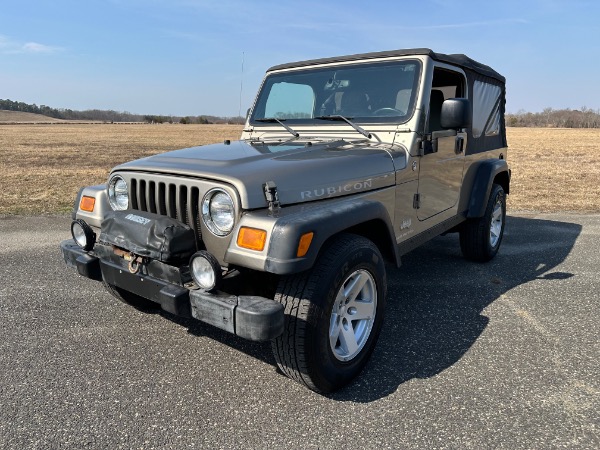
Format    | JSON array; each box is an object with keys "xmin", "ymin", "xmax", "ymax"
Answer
[{"xmin": 268, "ymin": 48, "xmax": 504, "ymax": 83}]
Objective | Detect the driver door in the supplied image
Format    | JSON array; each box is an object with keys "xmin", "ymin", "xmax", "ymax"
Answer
[{"xmin": 417, "ymin": 67, "xmax": 467, "ymax": 221}]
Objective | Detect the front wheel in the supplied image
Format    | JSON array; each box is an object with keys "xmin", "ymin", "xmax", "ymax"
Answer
[
  {"xmin": 271, "ymin": 234, "xmax": 387, "ymax": 393},
  {"xmin": 460, "ymin": 183, "xmax": 506, "ymax": 262}
]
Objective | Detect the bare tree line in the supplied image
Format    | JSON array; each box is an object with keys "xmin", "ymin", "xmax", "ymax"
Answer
[
  {"xmin": 506, "ymin": 107, "xmax": 600, "ymax": 128},
  {"xmin": 3, "ymin": 98, "xmax": 600, "ymax": 128},
  {"xmin": 0, "ymin": 99, "xmax": 245, "ymax": 124}
]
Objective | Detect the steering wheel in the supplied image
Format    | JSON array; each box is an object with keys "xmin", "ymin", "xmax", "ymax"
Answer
[{"xmin": 372, "ymin": 107, "xmax": 404, "ymax": 116}]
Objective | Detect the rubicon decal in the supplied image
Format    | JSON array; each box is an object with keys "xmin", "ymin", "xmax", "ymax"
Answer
[{"xmin": 301, "ymin": 179, "xmax": 373, "ymax": 200}]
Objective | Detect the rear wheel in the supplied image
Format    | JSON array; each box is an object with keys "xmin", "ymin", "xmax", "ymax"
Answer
[
  {"xmin": 102, "ymin": 280, "xmax": 160, "ymax": 311},
  {"xmin": 460, "ymin": 183, "xmax": 506, "ymax": 262},
  {"xmin": 271, "ymin": 234, "xmax": 386, "ymax": 393}
]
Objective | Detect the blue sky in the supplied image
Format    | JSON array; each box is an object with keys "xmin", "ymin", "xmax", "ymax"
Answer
[{"xmin": 1, "ymin": 0, "xmax": 598, "ymax": 116}]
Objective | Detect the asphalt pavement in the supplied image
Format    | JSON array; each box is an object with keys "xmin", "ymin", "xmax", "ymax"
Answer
[{"xmin": 0, "ymin": 213, "xmax": 598, "ymax": 449}]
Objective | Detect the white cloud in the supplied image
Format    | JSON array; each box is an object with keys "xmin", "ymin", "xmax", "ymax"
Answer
[
  {"xmin": 407, "ymin": 18, "xmax": 529, "ymax": 30},
  {"xmin": 22, "ymin": 42, "xmax": 62, "ymax": 53},
  {"xmin": 0, "ymin": 35, "xmax": 64, "ymax": 54}
]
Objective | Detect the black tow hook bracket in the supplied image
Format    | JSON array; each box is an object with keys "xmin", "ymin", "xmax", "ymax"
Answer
[{"xmin": 263, "ymin": 180, "xmax": 281, "ymax": 216}]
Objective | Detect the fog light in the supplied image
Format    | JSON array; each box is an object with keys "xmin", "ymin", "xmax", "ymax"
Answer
[
  {"xmin": 71, "ymin": 219, "xmax": 96, "ymax": 251},
  {"xmin": 189, "ymin": 251, "xmax": 222, "ymax": 291}
]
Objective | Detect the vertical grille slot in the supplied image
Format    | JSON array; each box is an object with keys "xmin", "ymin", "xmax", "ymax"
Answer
[
  {"xmin": 158, "ymin": 183, "xmax": 167, "ymax": 215},
  {"xmin": 168, "ymin": 184, "xmax": 177, "ymax": 218},
  {"xmin": 130, "ymin": 179, "xmax": 138, "ymax": 209},
  {"xmin": 178, "ymin": 185, "xmax": 188, "ymax": 223},
  {"xmin": 139, "ymin": 180, "xmax": 147, "ymax": 211},
  {"xmin": 148, "ymin": 181, "xmax": 157, "ymax": 213},
  {"xmin": 189, "ymin": 187, "xmax": 201, "ymax": 248}
]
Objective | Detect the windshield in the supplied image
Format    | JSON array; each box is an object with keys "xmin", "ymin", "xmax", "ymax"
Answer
[{"xmin": 250, "ymin": 59, "xmax": 421, "ymax": 125}]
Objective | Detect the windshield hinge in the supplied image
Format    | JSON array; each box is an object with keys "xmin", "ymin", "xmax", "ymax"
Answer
[
  {"xmin": 418, "ymin": 138, "xmax": 437, "ymax": 156},
  {"xmin": 263, "ymin": 181, "xmax": 281, "ymax": 216},
  {"xmin": 413, "ymin": 193, "xmax": 421, "ymax": 209}
]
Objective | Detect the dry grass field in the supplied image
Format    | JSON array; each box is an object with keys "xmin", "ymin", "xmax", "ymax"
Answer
[
  {"xmin": 0, "ymin": 124, "xmax": 598, "ymax": 214},
  {"xmin": 506, "ymin": 127, "xmax": 600, "ymax": 213},
  {"xmin": 0, "ymin": 110, "xmax": 68, "ymax": 123},
  {"xmin": 0, "ymin": 124, "xmax": 243, "ymax": 214},
  {"xmin": 0, "ymin": 110, "xmax": 107, "ymax": 124}
]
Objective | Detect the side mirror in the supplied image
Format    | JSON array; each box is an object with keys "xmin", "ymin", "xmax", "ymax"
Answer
[{"xmin": 441, "ymin": 98, "xmax": 471, "ymax": 130}]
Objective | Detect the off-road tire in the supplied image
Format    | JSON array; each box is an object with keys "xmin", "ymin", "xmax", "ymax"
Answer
[
  {"xmin": 271, "ymin": 233, "xmax": 386, "ymax": 393},
  {"xmin": 102, "ymin": 280, "xmax": 160, "ymax": 311},
  {"xmin": 460, "ymin": 183, "xmax": 506, "ymax": 262}
]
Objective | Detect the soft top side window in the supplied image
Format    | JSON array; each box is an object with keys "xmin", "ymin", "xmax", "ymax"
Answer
[{"xmin": 428, "ymin": 68, "xmax": 466, "ymax": 132}]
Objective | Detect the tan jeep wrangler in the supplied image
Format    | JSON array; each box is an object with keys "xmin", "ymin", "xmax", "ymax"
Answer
[{"xmin": 62, "ymin": 48, "xmax": 510, "ymax": 393}]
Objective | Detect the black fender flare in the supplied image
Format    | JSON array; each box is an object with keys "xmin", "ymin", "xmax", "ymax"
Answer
[
  {"xmin": 264, "ymin": 198, "xmax": 398, "ymax": 274},
  {"xmin": 465, "ymin": 159, "xmax": 511, "ymax": 218}
]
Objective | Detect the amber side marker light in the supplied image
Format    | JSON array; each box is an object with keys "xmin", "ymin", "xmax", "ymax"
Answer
[
  {"xmin": 79, "ymin": 196, "xmax": 96, "ymax": 212},
  {"xmin": 297, "ymin": 232, "xmax": 314, "ymax": 257},
  {"xmin": 237, "ymin": 227, "xmax": 267, "ymax": 251}
]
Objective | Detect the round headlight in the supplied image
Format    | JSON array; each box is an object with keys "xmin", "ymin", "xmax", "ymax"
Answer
[
  {"xmin": 108, "ymin": 175, "xmax": 129, "ymax": 210},
  {"xmin": 202, "ymin": 189, "xmax": 235, "ymax": 236},
  {"xmin": 189, "ymin": 251, "xmax": 222, "ymax": 291}
]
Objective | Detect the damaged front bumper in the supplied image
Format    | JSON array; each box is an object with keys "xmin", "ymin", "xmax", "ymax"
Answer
[{"xmin": 60, "ymin": 239, "xmax": 284, "ymax": 341}]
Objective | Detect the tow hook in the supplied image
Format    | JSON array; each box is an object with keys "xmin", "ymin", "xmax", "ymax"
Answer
[
  {"xmin": 128, "ymin": 255, "xmax": 148, "ymax": 274},
  {"xmin": 112, "ymin": 246, "xmax": 148, "ymax": 274}
]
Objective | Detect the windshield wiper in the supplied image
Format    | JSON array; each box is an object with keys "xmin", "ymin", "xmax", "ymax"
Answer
[
  {"xmin": 314, "ymin": 115, "xmax": 372, "ymax": 139},
  {"xmin": 255, "ymin": 118, "xmax": 299, "ymax": 138}
]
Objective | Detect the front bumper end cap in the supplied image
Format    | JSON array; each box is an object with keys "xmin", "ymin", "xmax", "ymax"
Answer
[
  {"xmin": 60, "ymin": 239, "xmax": 102, "ymax": 281},
  {"xmin": 190, "ymin": 291, "xmax": 283, "ymax": 341}
]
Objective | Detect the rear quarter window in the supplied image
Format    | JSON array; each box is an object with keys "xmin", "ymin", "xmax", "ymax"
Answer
[{"xmin": 472, "ymin": 81, "xmax": 502, "ymax": 137}]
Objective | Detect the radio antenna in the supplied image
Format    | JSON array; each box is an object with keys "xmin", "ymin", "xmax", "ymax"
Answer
[{"xmin": 238, "ymin": 51, "xmax": 245, "ymax": 119}]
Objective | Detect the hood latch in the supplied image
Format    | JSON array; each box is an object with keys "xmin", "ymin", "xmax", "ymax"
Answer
[{"xmin": 263, "ymin": 181, "xmax": 281, "ymax": 216}]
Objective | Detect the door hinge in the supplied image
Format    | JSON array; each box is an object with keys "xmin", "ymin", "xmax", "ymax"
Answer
[{"xmin": 413, "ymin": 193, "xmax": 421, "ymax": 209}]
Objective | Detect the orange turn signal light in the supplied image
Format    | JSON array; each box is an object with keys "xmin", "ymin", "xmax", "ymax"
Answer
[
  {"xmin": 296, "ymin": 232, "xmax": 314, "ymax": 257},
  {"xmin": 79, "ymin": 196, "xmax": 96, "ymax": 212},
  {"xmin": 237, "ymin": 227, "xmax": 267, "ymax": 251}
]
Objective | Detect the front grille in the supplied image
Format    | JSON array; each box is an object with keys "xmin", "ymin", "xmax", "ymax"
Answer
[{"xmin": 129, "ymin": 178, "xmax": 203, "ymax": 247}]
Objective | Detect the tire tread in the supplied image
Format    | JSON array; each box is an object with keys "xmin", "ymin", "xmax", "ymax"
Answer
[
  {"xmin": 271, "ymin": 233, "xmax": 381, "ymax": 392},
  {"xmin": 460, "ymin": 183, "xmax": 505, "ymax": 262}
]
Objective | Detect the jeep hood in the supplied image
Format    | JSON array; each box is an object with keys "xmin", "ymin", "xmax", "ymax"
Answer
[{"xmin": 113, "ymin": 139, "xmax": 403, "ymax": 209}]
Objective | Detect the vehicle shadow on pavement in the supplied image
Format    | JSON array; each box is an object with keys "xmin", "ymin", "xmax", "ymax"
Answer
[
  {"xmin": 331, "ymin": 215, "xmax": 581, "ymax": 402},
  {"xmin": 160, "ymin": 215, "xmax": 581, "ymax": 401},
  {"xmin": 159, "ymin": 314, "xmax": 275, "ymax": 365}
]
